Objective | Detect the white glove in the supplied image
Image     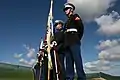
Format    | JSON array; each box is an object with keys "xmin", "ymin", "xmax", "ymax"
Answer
[
  {"xmin": 52, "ymin": 41, "xmax": 57, "ymax": 46},
  {"xmin": 51, "ymin": 41, "xmax": 57, "ymax": 47}
]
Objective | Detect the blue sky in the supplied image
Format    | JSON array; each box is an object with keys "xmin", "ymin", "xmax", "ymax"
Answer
[{"xmin": 0, "ymin": 0, "xmax": 120, "ymax": 76}]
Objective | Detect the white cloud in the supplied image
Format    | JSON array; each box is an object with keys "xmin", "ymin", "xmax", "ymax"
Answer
[
  {"xmin": 19, "ymin": 58, "xmax": 28, "ymax": 64},
  {"xmin": 27, "ymin": 48, "xmax": 36, "ymax": 58},
  {"xmin": 96, "ymin": 39, "xmax": 120, "ymax": 61},
  {"xmin": 67, "ymin": 0, "xmax": 116, "ymax": 21},
  {"xmin": 98, "ymin": 45, "xmax": 120, "ymax": 61},
  {"xmin": 14, "ymin": 53, "xmax": 23, "ymax": 58},
  {"xmin": 14, "ymin": 44, "xmax": 37, "ymax": 67},
  {"xmin": 19, "ymin": 58, "xmax": 36, "ymax": 66},
  {"xmin": 85, "ymin": 38, "xmax": 120, "ymax": 74},
  {"xmin": 29, "ymin": 59, "xmax": 36, "ymax": 66},
  {"xmin": 105, "ymin": 64, "xmax": 120, "ymax": 76},
  {"xmin": 96, "ymin": 39, "xmax": 120, "ymax": 50},
  {"xmin": 95, "ymin": 11, "xmax": 120, "ymax": 35},
  {"xmin": 23, "ymin": 44, "xmax": 29, "ymax": 50},
  {"xmin": 85, "ymin": 60, "xmax": 111, "ymax": 71},
  {"xmin": 23, "ymin": 44, "xmax": 36, "ymax": 58}
]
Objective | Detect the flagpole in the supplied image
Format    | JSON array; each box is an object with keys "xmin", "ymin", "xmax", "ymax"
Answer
[{"xmin": 46, "ymin": 0, "xmax": 54, "ymax": 79}]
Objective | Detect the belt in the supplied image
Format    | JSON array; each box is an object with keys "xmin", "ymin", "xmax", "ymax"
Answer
[{"xmin": 66, "ymin": 28, "xmax": 77, "ymax": 32}]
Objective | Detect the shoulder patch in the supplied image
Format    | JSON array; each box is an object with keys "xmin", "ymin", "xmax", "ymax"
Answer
[{"xmin": 75, "ymin": 17, "xmax": 80, "ymax": 20}]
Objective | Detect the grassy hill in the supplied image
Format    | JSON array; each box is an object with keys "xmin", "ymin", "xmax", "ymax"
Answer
[
  {"xmin": 0, "ymin": 63, "xmax": 120, "ymax": 80},
  {"xmin": 85, "ymin": 72, "xmax": 120, "ymax": 80},
  {"xmin": 0, "ymin": 63, "xmax": 34, "ymax": 80},
  {"xmin": 100, "ymin": 72, "xmax": 120, "ymax": 80}
]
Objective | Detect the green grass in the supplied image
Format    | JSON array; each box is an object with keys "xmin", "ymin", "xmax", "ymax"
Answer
[
  {"xmin": 0, "ymin": 63, "xmax": 34, "ymax": 80},
  {"xmin": 0, "ymin": 63, "xmax": 120, "ymax": 80}
]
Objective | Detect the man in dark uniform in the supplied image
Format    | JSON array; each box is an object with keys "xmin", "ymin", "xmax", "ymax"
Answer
[
  {"xmin": 51, "ymin": 20, "xmax": 66, "ymax": 80},
  {"xmin": 63, "ymin": 3, "xmax": 86, "ymax": 80},
  {"xmin": 34, "ymin": 46, "xmax": 48, "ymax": 80},
  {"xmin": 39, "ymin": 20, "xmax": 66, "ymax": 80}
]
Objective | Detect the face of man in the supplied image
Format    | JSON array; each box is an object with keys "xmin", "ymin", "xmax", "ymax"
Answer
[
  {"xmin": 65, "ymin": 8, "xmax": 71, "ymax": 15},
  {"xmin": 56, "ymin": 23, "xmax": 63, "ymax": 30}
]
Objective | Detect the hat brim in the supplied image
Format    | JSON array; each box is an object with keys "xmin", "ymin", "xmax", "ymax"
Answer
[
  {"xmin": 54, "ymin": 22, "xmax": 63, "ymax": 27},
  {"xmin": 63, "ymin": 7, "xmax": 71, "ymax": 11}
]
